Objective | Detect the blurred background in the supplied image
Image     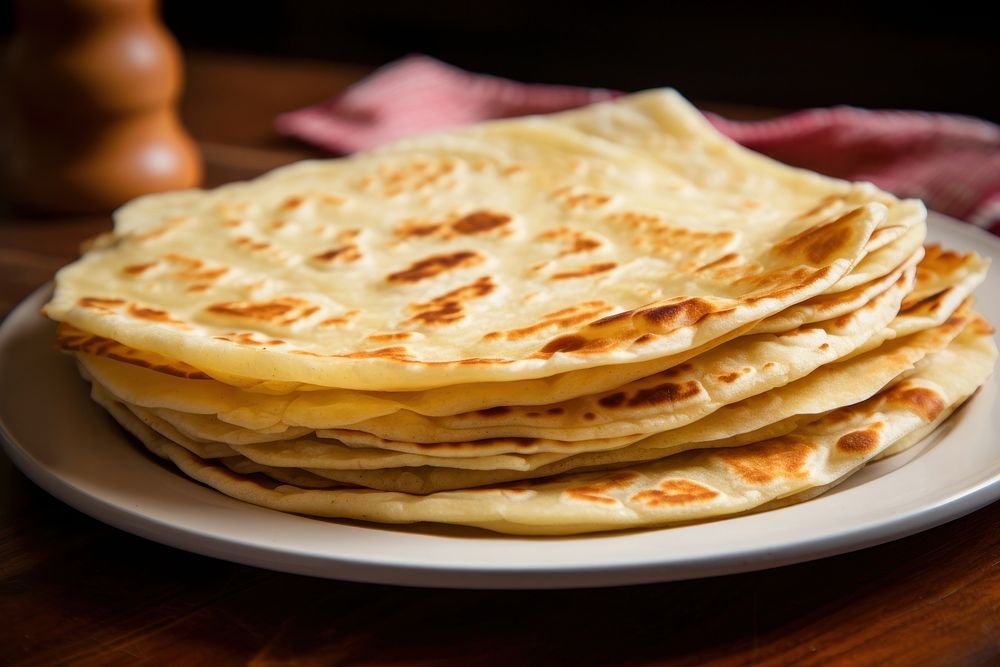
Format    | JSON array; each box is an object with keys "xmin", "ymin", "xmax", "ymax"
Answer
[{"xmin": 2, "ymin": 0, "xmax": 998, "ymax": 120}]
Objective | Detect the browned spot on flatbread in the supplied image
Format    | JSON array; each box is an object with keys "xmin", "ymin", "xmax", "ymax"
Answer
[
  {"xmin": 144, "ymin": 255, "xmax": 230, "ymax": 285},
  {"xmin": 642, "ymin": 298, "xmax": 714, "ymax": 329},
  {"xmin": 365, "ymin": 332, "xmax": 415, "ymax": 343},
  {"xmin": 127, "ymin": 304, "xmax": 185, "ymax": 325},
  {"xmin": 598, "ymin": 392, "xmax": 626, "ymax": 408},
  {"xmin": 536, "ymin": 333, "xmax": 613, "ymax": 356},
  {"xmin": 715, "ymin": 437, "xmax": 814, "ymax": 485},
  {"xmin": 405, "ymin": 276, "xmax": 496, "ymax": 327},
  {"xmin": 536, "ymin": 226, "xmax": 604, "ymax": 256},
  {"xmin": 634, "ymin": 334, "xmax": 657, "ymax": 345},
  {"xmin": 483, "ymin": 301, "xmax": 612, "ymax": 344},
  {"xmin": 78, "ymin": 297, "xmax": 126, "ymax": 311},
  {"xmin": 193, "ymin": 267, "xmax": 228, "ymax": 281},
  {"xmin": 607, "ymin": 211, "xmax": 737, "ymax": 262},
  {"xmin": 57, "ymin": 323, "xmax": 210, "ymax": 379},
  {"xmin": 371, "ymin": 158, "xmax": 458, "ymax": 197},
  {"xmin": 410, "ymin": 301, "xmax": 461, "ymax": 326},
  {"xmin": 589, "ymin": 310, "xmax": 632, "ymax": 328},
  {"xmin": 696, "ymin": 253, "xmax": 740, "ymax": 272},
  {"xmin": 394, "ymin": 220, "xmax": 443, "ymax": 238},
  {"xmin": 164, "ymin": 253, "xmax": 200, "ymax": 268},
  {"xmin": 341, "ymin": 346, "xmax": 414, "ymax": 361},
  {"xmin": 920, "ymin": 244, "xmax": 971, "ymax": 271},
  {"xmin": 717, "ymin": 371, "xmax": 741, "ymax": 383},
  {"xmin": 320, "ymin": 310, "xmax": 359, "ymax": 327},
  {"xmin": 235, "ymin": 236, "xmax": 273, "ymax": 252},
  {"xmin": 281, "ymin": 193, "xmax": 344, "ymax": 210},
  {"xmin": 207, "ymin": 296, "xmax": 319, "ymax": 325},
  {"xmin": 553, "ymin": 186, "xmax": 612, "ymax": 210},
  {"xmin": 455, "ymin": 357, "xmax": 510, "ymax": 365},
  {"xmin": 736, "ymin": 266, "xmax": 813, "ymax": 293},
  {"xmin": 123, "ymin": 262, "xmax": 157, "ymax": 275},
  {"xmin": 164, "ymin": 253, "xmax": 229, "ymax": 283},
  {"xmin": 387, "ymin": 251, "xmax": 484, "ymax": 283},
  {"xmin": 484, "ymin": 301, "xmax": 614, "ymax": 342},
  {"xmin": 703, "ymin": 262, "xmax": 765, "ymax": 283},
  {"xmin": 741, "ymin": 265, "xmax": 834, "ymax": 305},
  {"xmin": 313, "ymin": 244, "xmax": 362, "ymax": 263},
  {"xmin": 550, "ymin": 262, "xmax": 617, "ymax": 280},
  {"xmin": 567, "ymin": 237, "xmax": 600, "ymax": 254},
  {"xmin": 775, "ymin": 327, "xmax": 814, "ymax": 338},
  {"xmin": 540, "ymin": 334, "xmax": 589, "ymax": 354},
  {"xmin": 401, "ymin": 214, "xmax": 481, "ymax": 240},
  {"xmin": 453, "ymin": 211, "xmax": 512, "ymax": 234},
  {"xmin": 632, "ymin": 479, "xmax": 720, "ymax": 507},
  {"xmin": 836, "ymin": 425, "xmax": 883, "ymax": 454},
  {"xmin": 214, "ymin": 332, "xmax": 286, "ymax": 347},
  {"xmin": 627, "ymin": 380, "xmax": 701, "ymax": 407},
  {"xmin": 659, "ymin": 363, "xmax": 694, "ymax": 378},
  {"xmin": 772, "ymin": 208, "xmax": 865, "ymax": 264},
  {"xmin": 132, "ymin": 216, "xmax": 188, "ymax": 241},
  {"xmin": 564, "ymin": 472, "xmax": 640, "ymax": 505},
  {"xmin": 887, "ymin": 383, "xmax": 946, "ymax": 421},
  {"xmin": 477, "ymin": 406, "xmax": 511, "ymax": 417},
  {"xmin": 395, "ymin": 435, "xmax": 541, "ymax": 451},
  {"xmin": 811, "ymin": 287, "xmax": 864, "ymax": 312}
]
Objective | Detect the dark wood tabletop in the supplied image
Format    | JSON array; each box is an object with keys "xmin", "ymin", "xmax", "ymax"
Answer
[{"xmin": 1, "ymin": 52, "xmax": 998, "ymax": 667}]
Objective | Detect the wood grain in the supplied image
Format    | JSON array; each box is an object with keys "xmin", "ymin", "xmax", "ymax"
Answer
[{"xmin": 1, "ymin": 51, "xmax": 998, "ymax": 667}]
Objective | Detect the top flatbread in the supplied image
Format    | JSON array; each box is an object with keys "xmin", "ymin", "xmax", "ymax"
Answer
[{"xmin": 45, "ymin": 89, "xmax": 918, "ymax": 390}]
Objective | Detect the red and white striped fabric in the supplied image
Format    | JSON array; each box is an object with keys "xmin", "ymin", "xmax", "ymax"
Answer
[
  {"xmin": 708, "ymin": 110, "xmax": 1000, "ymax": 234},
  {"xmin": 276, "ymin": 55, "xmax": 1000, "ymax": 234},
  {"xmin": 275, "ymin": 55, "xmax": 618, "ymax": 152}
]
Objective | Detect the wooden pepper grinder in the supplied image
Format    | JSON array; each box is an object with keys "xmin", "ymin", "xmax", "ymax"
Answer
[{"xmin": 6, "ymin": 0, "xmax": 202, "ymax": 215}]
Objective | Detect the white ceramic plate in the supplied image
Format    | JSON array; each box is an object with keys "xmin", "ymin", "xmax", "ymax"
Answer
[{"xmin": 2, "ymin": 212, "xmax": 998, "ymax": 589}]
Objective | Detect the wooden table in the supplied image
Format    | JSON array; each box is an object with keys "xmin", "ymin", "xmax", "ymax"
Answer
[{"xmin": 2, "ymin": 52, "xmax": 998, "ymax": 667}]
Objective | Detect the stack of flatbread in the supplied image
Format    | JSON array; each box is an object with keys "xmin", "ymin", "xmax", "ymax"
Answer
[{"xmin": 44, "ymin": 90, "xmax": 995, "ymax": 535}]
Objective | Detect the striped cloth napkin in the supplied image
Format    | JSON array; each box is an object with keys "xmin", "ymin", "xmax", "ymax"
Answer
[{"xmin": 276, "ymin": 55, "xmax": 1000, "ymax": 234}]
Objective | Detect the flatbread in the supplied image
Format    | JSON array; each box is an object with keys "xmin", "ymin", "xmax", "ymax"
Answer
[
  {"xmin": 46, "ymin": 90, "xmax": 910, "ymax": 390},
  {"xmin": 99, "ymin": 318, "xmax": 996, "ymax": 534},
  {"xmin": 69, "ymin": 243, "xmax": 986, "ymax": 440},
  {"xmin": 73, "ymin": 262, "xmax": 916, "ymax": 442},
  {"xmin": 84, "ymin": 296, "xmax": 975, "ymax": 493},
  {"xmin": 311, "ymin": 268, "xmax": 914, "ymax": 442},
  {"xmin": 256, "ymin": 303, "xmax": 982, "ymax": 493}
]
